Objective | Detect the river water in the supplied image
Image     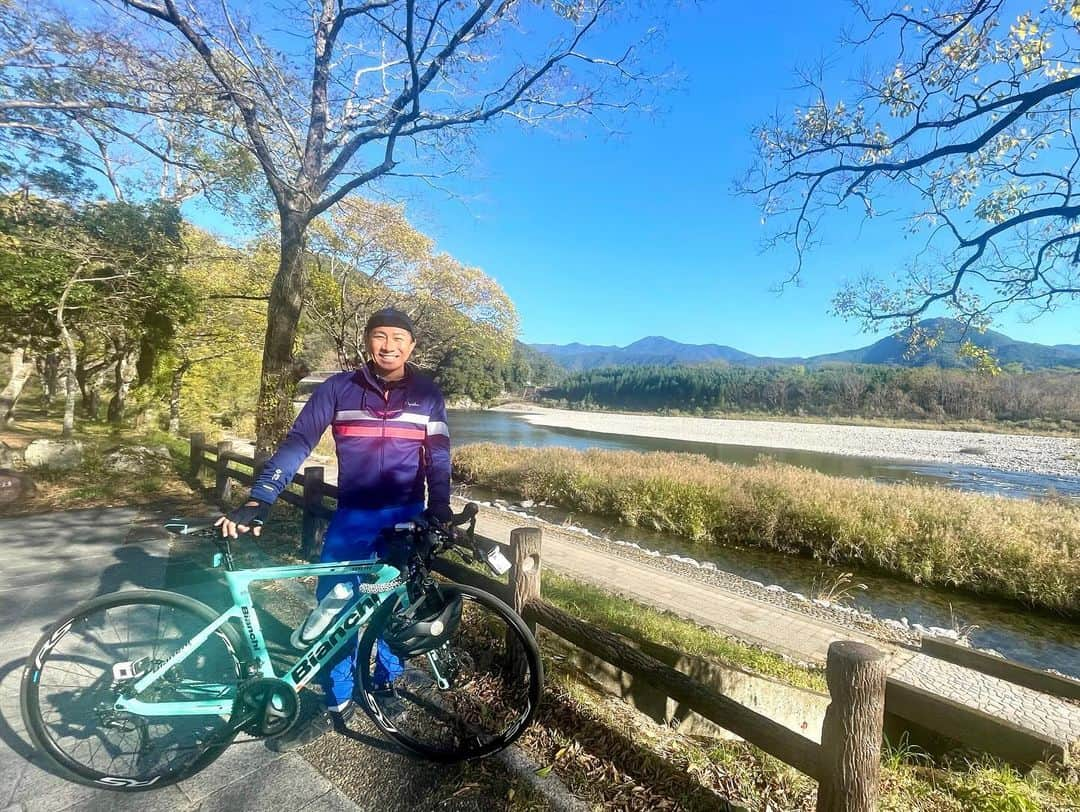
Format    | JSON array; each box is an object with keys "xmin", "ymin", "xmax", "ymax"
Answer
[
  {"xmin": 449, "ymin": 410, "xmax": 1080, "ymax": 500},
  {"xmin": 449, "ymin": 409, "xmax": 1080, "ymax": 677}
]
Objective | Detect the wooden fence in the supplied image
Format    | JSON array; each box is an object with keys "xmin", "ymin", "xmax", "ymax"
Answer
[{"xmin": 190, "ymin": 433, "xmax": 886, "ymax": 812}]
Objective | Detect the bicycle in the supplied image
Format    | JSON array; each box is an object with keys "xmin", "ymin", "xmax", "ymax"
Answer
[{"xmin": 20, "ymin": 503, "xmax": 543, "ymax": 791}]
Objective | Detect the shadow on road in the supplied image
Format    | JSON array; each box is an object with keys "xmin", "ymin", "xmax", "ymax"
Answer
[
  {"xmin": 0, "ymin": 504, "xmax": 415, "ymax": 798},
  {"xmin": 0, "ymin": 657, "xmax": 37, "ymax": 763}
]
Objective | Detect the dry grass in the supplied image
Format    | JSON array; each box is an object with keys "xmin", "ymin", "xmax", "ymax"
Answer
[
  {"xmin": 452, "ymin": 444, "xmax": 1080, "ymax": 616},
  {"xmin": 0, "ymin": 415, "xmax": 201, "ymax": 517}
]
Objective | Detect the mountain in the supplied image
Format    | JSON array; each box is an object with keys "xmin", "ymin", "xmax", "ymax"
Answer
[
  {"xmin": 530, "ymin": 319, "xmax": 1080, "ymax": 371},
  {"xmin": 532, "ymin": 336, "xmax": 768, "ymax": 371}
]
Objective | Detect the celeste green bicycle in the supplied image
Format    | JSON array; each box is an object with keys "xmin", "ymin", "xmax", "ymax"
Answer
[{"xmin": 20, "ymin": 503, "xmax": 542, "ymax": 791}]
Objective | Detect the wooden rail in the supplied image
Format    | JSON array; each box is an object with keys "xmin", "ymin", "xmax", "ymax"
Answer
[{"xmin": 188, "ymin": 433, "xmax": 884, "ymax": 810}]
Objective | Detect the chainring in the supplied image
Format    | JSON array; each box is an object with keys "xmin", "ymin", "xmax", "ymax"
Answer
[{"xmin": 236, "ymin": 677, "xmax": 300, "ymax": 737}]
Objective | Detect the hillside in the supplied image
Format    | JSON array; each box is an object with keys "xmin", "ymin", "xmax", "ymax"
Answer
[{"xmin": 532, "ymin": 318, "xmax": 1080, "ymax": 371}]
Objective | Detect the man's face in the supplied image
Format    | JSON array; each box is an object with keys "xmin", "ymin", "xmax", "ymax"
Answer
[{"xmin": 365, "ymin": 326, "xmax": 415, "ymax": 378}]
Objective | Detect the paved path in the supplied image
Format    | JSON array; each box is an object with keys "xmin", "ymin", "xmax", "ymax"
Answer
[
  {"xmin": 0, "ymin": 507, "xmax": 357, "ymax": 812},
  {"xmin": 465, "ymin": 501, "xmax": 1080, "ymax": 756}
]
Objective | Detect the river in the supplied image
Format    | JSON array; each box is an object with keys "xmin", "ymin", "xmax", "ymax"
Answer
[
  {"xmin": 449, "ymin": 409, "xmax": 1080, "ymax": 500},
  {"xmin": 450, "ymin": 409, "xmax": 1080, "ymax": 677}
]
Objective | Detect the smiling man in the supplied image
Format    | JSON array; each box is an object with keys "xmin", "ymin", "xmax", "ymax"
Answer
[{"xmin": 216, "ymin": 307, "xmax": 452, "ymax": 746}]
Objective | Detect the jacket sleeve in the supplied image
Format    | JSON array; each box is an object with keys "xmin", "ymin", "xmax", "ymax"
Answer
[
  {"xmin": 424, "ymin": 387, "xmax": 451, "ymax": 511},
  {"xmin": 250, "ymin": 378, "xmax": 336, "ymax": 504}
]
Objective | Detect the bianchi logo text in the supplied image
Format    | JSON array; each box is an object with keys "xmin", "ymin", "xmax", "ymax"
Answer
[{"xmin": 290, "ymin": 604, "xmax": 364, "ymax": 682}]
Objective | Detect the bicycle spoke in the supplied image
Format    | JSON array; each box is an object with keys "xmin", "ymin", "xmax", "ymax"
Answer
[
  {"xmin": 24, "ymin": 595, "xmax": 241, "ymax": 787},
  {"xmin": 360, "ymin": 587, "xmax": 541, "ymax": 761}
]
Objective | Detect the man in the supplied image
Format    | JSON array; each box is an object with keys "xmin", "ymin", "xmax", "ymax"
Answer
[{"xmin": 216, "ymin": 307, "xmax": 452, "ymax": 745}]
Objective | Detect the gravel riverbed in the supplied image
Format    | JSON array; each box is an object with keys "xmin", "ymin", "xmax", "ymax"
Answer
[{"xmin": 494, "ymin": 405, "xmax": 1080, "ymax": 479}]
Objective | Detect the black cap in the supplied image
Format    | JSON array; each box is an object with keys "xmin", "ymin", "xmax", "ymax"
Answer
[{"xmin": 365, "ymin": 307, "xmax": 415, "ymax": 337}]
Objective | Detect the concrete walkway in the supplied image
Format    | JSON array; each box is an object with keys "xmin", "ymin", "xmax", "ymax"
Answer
[
  {"xmin": 466, "ymin": 502, "xmax": 1080, "ymax": 757},
  {"xmin": 0, "ymin": 507, "xmax": 356, "ymax": 812}
]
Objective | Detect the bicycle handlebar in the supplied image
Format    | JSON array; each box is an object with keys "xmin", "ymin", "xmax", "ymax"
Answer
[{"xmin": 164, "ymin": 502, "xmax": 498, "ymax": 576}]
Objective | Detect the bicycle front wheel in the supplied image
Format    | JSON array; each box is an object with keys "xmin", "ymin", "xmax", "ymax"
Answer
[
  {"xmin": 21, "ymin": 589, "xmax": 244, "ymax": 790},
  {"xmin": 357, "ymin": 583, "xmax": 543, "ymax": 762}
]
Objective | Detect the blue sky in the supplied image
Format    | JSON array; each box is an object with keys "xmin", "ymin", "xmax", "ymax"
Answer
[
  {"xmin": 375, "ymin": 1, "xmax": 1080, "ymax": 355},
  {"xmin": 179, "ymin": 1, "xmax": 1078, "ymax": 357}
]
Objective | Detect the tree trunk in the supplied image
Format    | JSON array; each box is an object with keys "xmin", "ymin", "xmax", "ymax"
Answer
[
  {"xmin": 62, "ymin": 356, "xmax": 77, "ymax": 437},
  {"xmin": 1, "ymin": 347, "xmax": 36, "ymax": 426},
  {"xmin": 84, "ymin": 367, "xmax": 108, "ymax": 421},
  {"xmin": 57, "ymin": 271, "xmax": 81, "ymax": 438},
  {"xmin": 107, "ymin": 352, "xmax": 136, "ymax": 424},
  {"xmin": 255, "ymin": 211, "xmax": 309, "ymax": 460},
  {"xmin": 39, "ymin": 352, "xmax": 60, "ymax": 412},
  {"xmin": 75, "ymin": 356, "xmax": 90, "ymax": 415},
  {"xmin": 168, "ymin": 361, "xmax": 191, "ymax": 435}
]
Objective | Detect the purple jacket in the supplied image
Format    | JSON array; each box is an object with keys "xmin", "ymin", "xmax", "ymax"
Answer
[{"xmin": 252, "ymin": 363, "xmax": 451, "ymax": 513}]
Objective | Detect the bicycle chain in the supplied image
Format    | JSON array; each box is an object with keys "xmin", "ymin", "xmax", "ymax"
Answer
[{"xmin": 355, "ymin": 576, "xmax": 405, "ymax": 594}]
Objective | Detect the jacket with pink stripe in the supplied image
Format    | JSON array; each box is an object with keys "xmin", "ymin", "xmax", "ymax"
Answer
[{"xmin": 252, "ymin": 363, "xmax": 450, "ymax": 512}]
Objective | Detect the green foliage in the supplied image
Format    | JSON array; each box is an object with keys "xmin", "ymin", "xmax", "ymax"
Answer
[
  {"xmin": 453, "ymin": 444, "xmax": 1080, "ymax": 614},
  {"xmin": 544, "ymin": 364, "xmax": 1080, "ymax": 427},
  {"xmin": 433, "ymin": 341, "xmax": 562, "ymax": 404},
  {"xmin": 0, "ymin": 194, "xmax": 194, "ymax": 356}
]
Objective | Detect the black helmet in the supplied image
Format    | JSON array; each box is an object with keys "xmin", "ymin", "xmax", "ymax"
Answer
[{"xmin": 383, "ymin": 586, "xmax": 463, "ymax": 657}]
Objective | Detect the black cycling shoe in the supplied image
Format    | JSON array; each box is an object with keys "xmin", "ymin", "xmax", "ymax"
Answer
[
  {"xmin": 269, "ymin": 702, "xmax": 354, "ymax": 752},
  {"xmin": 366, "ymin": 682, "xmax": 408, "ymax": 722}
]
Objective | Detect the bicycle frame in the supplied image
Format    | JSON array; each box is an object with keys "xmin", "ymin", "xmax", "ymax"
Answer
[{"xmin": 114, "ymin": 558, "xmax": 405, "ymax": 719}]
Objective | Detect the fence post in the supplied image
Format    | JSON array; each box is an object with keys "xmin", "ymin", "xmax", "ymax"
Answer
[
  {"xmin": 509, "ymin": 527, "xmax": 542, "ymax": 632},
  {"xmin": 189, "ymin": 432, "xmax": 205, "ymax": 480},
  {"xmin": 816, "ymin": 641, "xmax": 887, "ymax": 812},
  {"xmin": 301, "ymin": 466, "xmax": 325, "ymax": 560},
  {"xmin": 508, "ymin": 526, "xmax": 541, "ymax": 680},
  {"xmin": 214, "ymin": 440, "xmax": 234, "ymax": 503}
]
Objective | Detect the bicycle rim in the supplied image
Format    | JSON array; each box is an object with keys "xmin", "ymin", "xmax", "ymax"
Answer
[
  {"xmin": 358, "ymin": 584, "xmax": 542, "ymax": 762},
  {"xmin": 21, "ymin": 590, "xmax": 243, "ymax": 790}
]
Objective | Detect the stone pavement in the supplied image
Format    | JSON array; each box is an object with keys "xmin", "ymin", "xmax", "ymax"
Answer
[
  {"xmin": 0, "ymin": 507, "xmax": 357, "ymax": 812},
  {"xmin": 891, "ymin": 653, "xmax": 1080, "ymax": 749},
  {"xmin": 466, "ymin": 502, "xmax": 1080, "ymax": 757}
]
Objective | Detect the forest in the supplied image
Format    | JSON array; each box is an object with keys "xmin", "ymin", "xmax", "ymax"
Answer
[
  {"xmin": 0, "ymin": 192, "xmax": 557, "ymax": 438},
  {"xmin": 543, "ymin": 363, "xmax": 1080, "ymax": 428}
]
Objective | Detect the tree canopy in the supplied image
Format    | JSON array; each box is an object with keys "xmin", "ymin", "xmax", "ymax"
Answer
[
  {"xmin": 1, "ymin": 0, "xmax": 664, "ymax": 454},
  {"xmin": 545, "ymin": 363, "xmax": 1080, "ymax": 427},
  {"xmin": 0, "ymin": 193, "xmax": 196, "ymax": 432},
  {"xmin": 743, "ymin": 0, "xmax": 1080, "ymax": 334}
]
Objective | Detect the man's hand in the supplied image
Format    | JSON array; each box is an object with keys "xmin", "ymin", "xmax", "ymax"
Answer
[{"xmin": 214, "ymin": 500, "xmax": 271, "ymax": 538}]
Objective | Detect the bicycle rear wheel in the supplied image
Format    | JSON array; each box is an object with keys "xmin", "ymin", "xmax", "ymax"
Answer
[
  {"xmin": 21, "ymin": 589, "xmax": 244, "ymax": 790},
  {"xmin": 357, "ymin": 583, "xmax": 543, "ymax": 762}
]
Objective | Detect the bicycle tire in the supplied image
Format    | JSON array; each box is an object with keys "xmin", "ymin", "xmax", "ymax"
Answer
[
  {"xmin": 21, "ymin": 589, "xmax": 245, "ymax": 791},
  {"xmin": 357, "ymin": 583, "xmax": 543, "ymax": 762}
]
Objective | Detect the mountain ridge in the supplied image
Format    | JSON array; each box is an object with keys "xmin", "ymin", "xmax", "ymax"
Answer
[{"xmin": 530, "ymin": 318, "xmax": 1080, "ymax": 371}]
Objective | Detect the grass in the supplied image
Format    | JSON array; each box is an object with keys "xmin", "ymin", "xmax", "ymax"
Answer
[
  {"xmin": 542, "ymin": 571, "xmax": 827, "ymax": 693},
  {"xmin": 452, "ymin": 443, "xmax": 1080, "ymax": 616},
  {"xmin": 0, "ymin": 414, "xmax": 202, "ymax": 516}
]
